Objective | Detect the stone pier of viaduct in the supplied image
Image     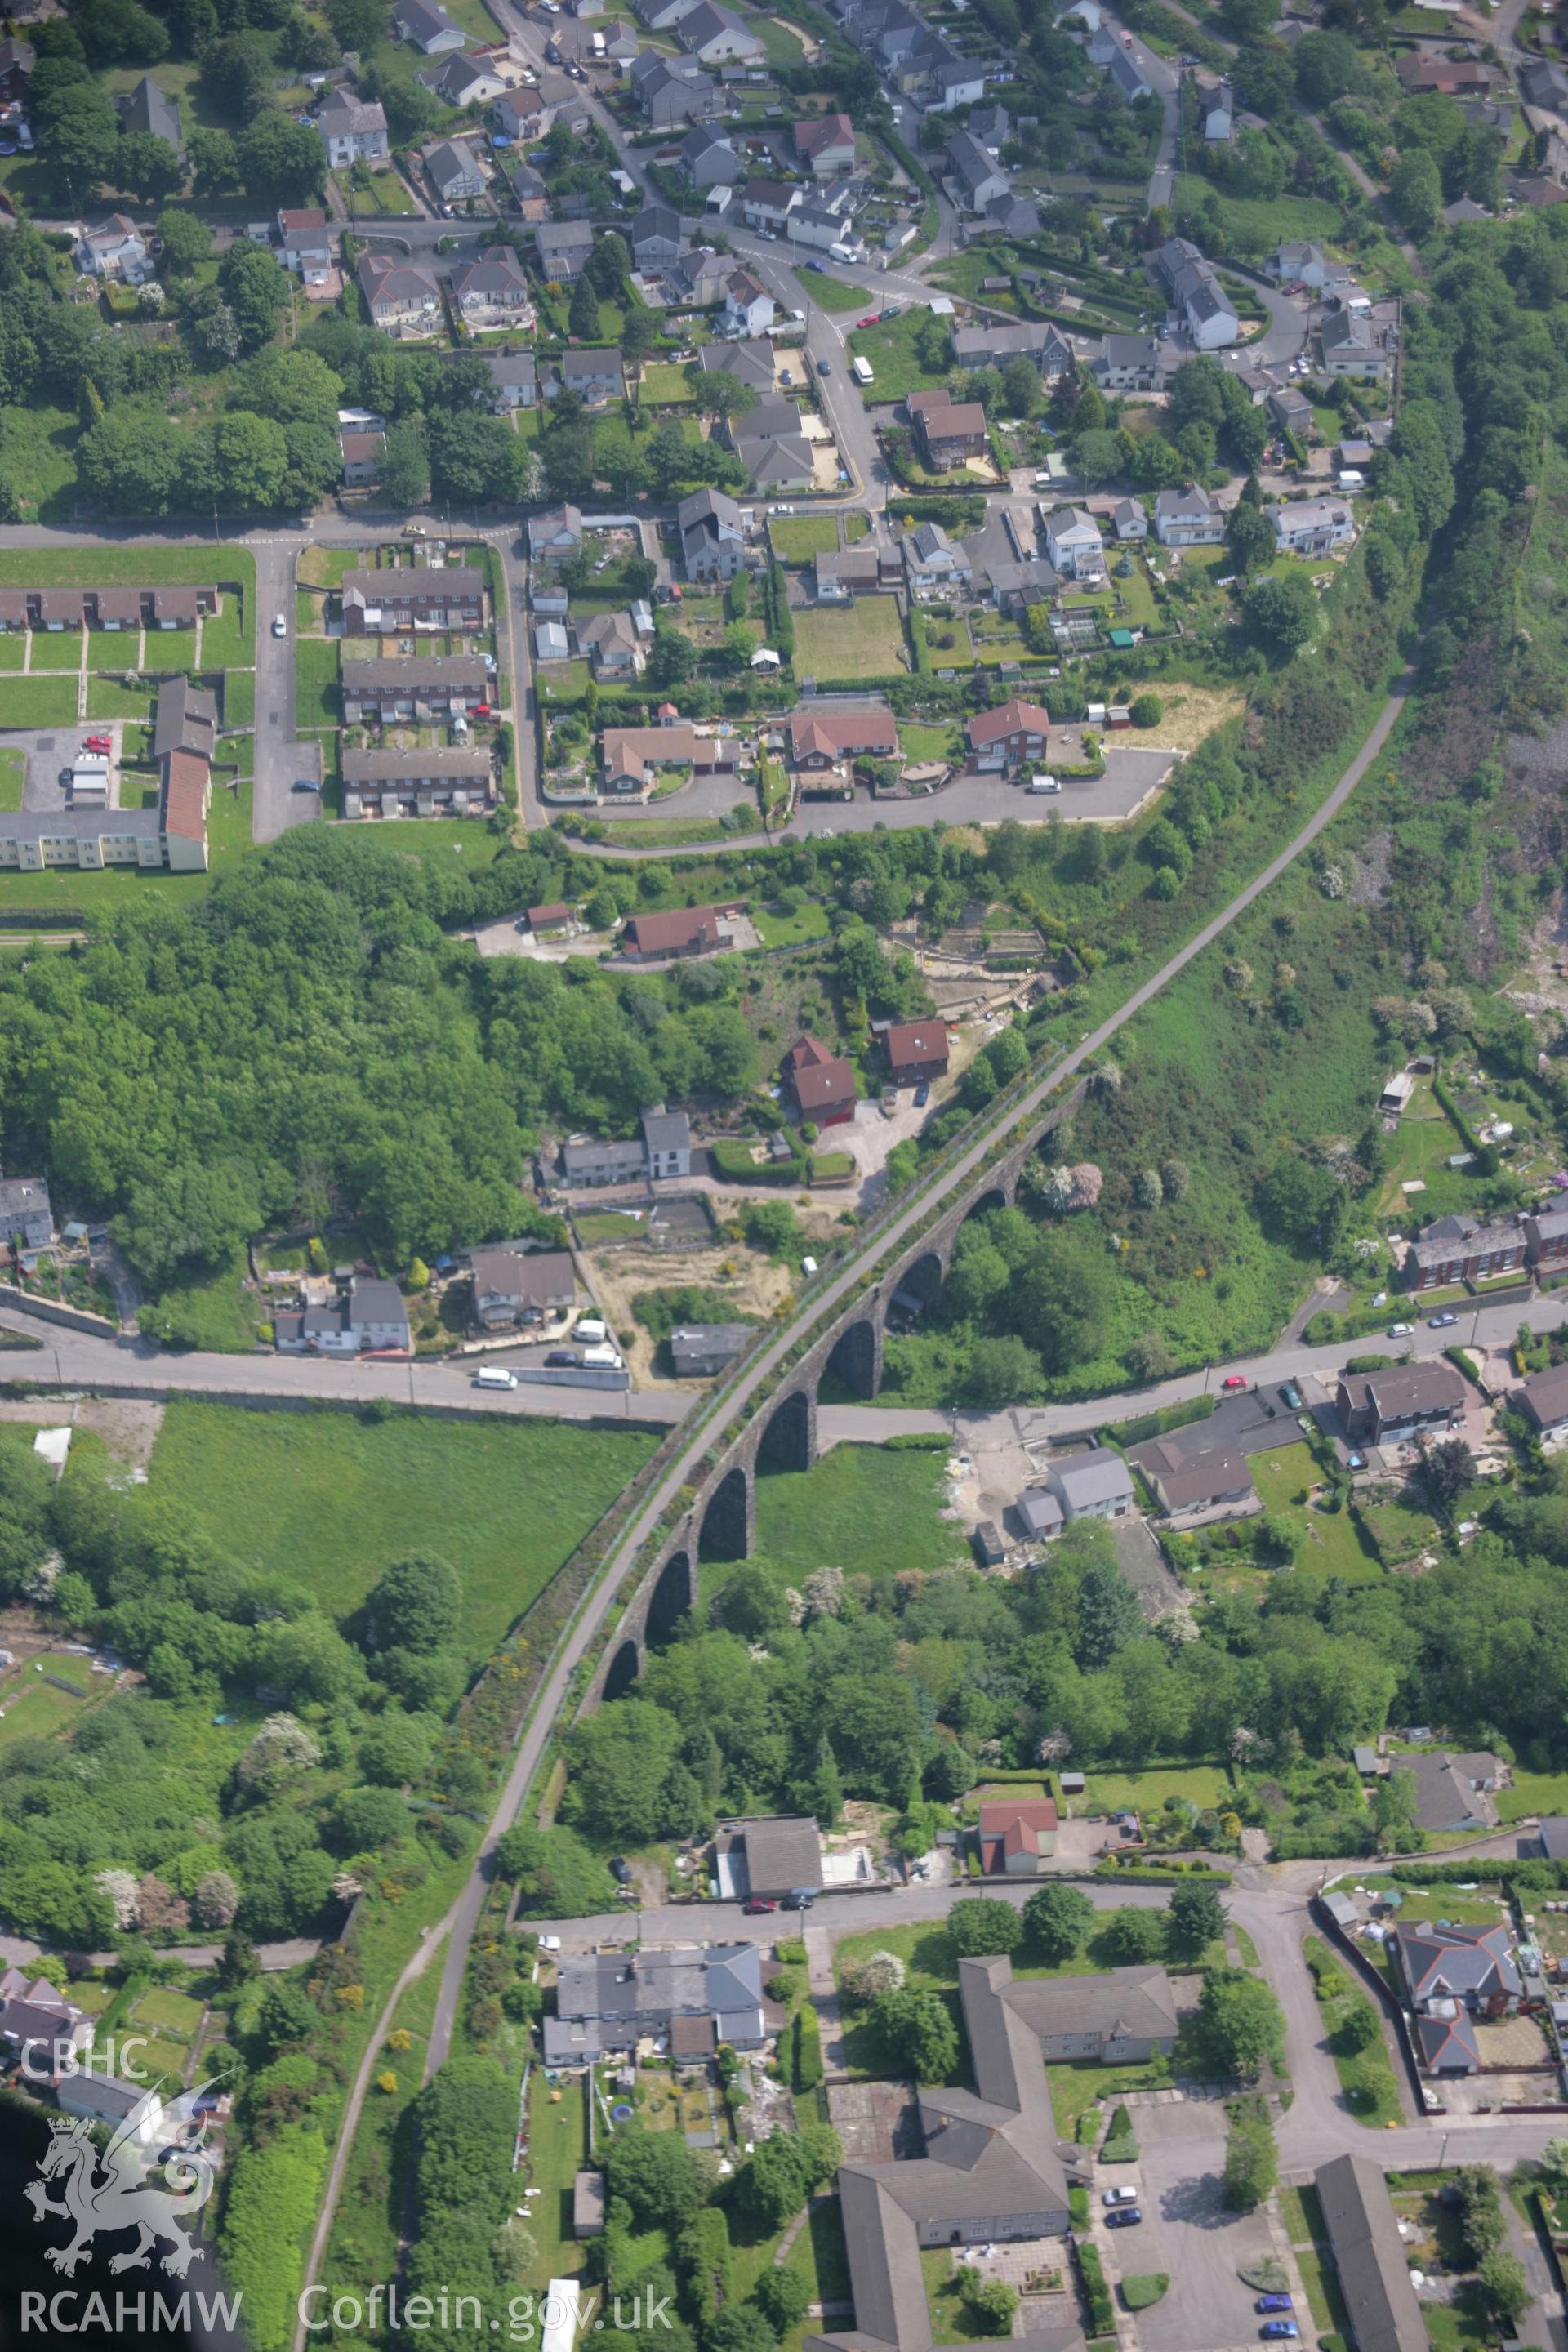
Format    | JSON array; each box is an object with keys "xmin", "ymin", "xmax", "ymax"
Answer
[{"xmin": 586, "ymin": 1078, "xmax": 1087, "ymax": 1707}]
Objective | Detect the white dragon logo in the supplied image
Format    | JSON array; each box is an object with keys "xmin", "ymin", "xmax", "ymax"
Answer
[{"xmin": 24, "ymin": 2082, "xmax": 220, "ymax": 2278}]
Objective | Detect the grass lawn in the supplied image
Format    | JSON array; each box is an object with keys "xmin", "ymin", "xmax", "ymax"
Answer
[
  {"xmin": 1114, "ymin": 564, "xmax": 1162, "ymax": 632},
  {"xmin": 1375, "ymin": 1082, "xmax": 1487, "ymax": 1221},
  {"xmin": 86, "ymin": 677, "xmax": 156, "ymax": 721},
  {"xmin": 793, "ymin": 598, "xmax": 907, "ymax": 680},
  {"xmin": 639, "ymin": 362, "xmax": 693, "ymax": 405},
  {"xmin": 0, "ymin": 675, "xmax": 79, "ymax": 727},
  {"xmin": 527, "ymin": 2073, "xmax": 590, "ymax": 2289},
  {"xmin": 149, "ymin": 1401, "xmax": 658, "ymax": 1655},
  {"xmin": 900, "ymin": 720, "xmax": 960, "ymax": 764},
  {"xmin": 28, "ymin": 631, "xmax": 85, "ymax": 670},
  {"xmin": 753, "ymin": 899, "xmax": 830, "ymax": 947},
  {"xmin": 0, "ymin": 548, "xmax": 256, "ymax": 602},
  {"xmin": 807, "ymin": 272, "xmax": 869, "ymax": 314},
  {"xmin": 0, "ymin": 749, "xmax": 21, "ymax": 813},
  {"xmin": 224, "ymin": 671, "xmax": 255, "ymax": 729},
  {"xmin": 922, "ymin": 2248, "xmax": 989, "ymax": 2342},
  {"xmin": 1303, "ymin": 1935, "xmax": 1402, "ymax": 2127},
  {"xmin": 770, "ymin": 515, "xmax": 841, "ymax": 563},
  {"xmin": 736, "ymin": 1441, "xmax": 969, "ymax": 1610},
  {"xmin": 1061, "ymin": 1763, "xmax": 1231, "ymax": 1818},
  {"xmin": 131, "ymin": 2035, "xmax": 191, "ymax": 2087},
  {"xmin": 0, "ymin": 635, "xmax": 24, "ymax": 671},
  {"xmin": 1170, "ymin": 176, "xmax": 1344, "ymax": 258},
  {"xmin": 1046, "ymin": 2053, "xmax": 1185, "ymax": 2138},
  {"xmin": 0, "ymin": 1652, "xmax": 100, "ymax": 1752},
  {"xmin": 1249, "ymin": 1443, "xmax": 1382, "ymax": 1579},
  {"xmin": 537, "ymin": 659, "xmax": 593, "ymax": 704},
  {"xmin": 142, "ymin": 629, "xmax": 200, "ymax": 676},
  {"xmin": 846, "ymin": 313, "xmax": 950, "ymax": 403},
  {"xmin": 131, "ymin": 1986, "xmax": 206, "ymax": 2040},
  {"xmin": 202, "ymin": 603, "xmax": 254, "ymax": 667},
  {"xmin": 845, "ymin": 512, "xmax": 871, "ymax": 543},
  {"xmin": 1499, "ymin": 1768, "xmax": 1568, "ymax": 1823},
  {"xmin": 294, "ymin": 636, "xmax": 341, "ymax": 725}
]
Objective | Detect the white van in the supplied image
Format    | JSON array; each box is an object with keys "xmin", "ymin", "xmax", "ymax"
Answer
[
  {"xmin": 575, "ymin": 1317, "xmax": 608, "ymax": 1345},
  {"xmin": 851, "ymin": 354, "xmax": 874, "ymax": 387},
  {"xmin": 476, "ymin": 1366, "xmax": 518, "ymax": 1390},
  {"xmin": 582, "ymin": 1343, "xmax": 625, "ymax": 1370},
  {"xmin": 1028, "ymin": 773, "xmax": 1062, "ymax": 795}
]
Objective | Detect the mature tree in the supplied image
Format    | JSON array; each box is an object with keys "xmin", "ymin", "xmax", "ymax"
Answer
[
  {"xmin": 568, "ymin": 274, "xmax": 602, "ymax": 341},
  {"xmin": 238, "ymin": 112, "xmax": 328, "ymax": 207},
  {"xmin": 1245, "ymin": 568, "xmax": 1316, "ymax": 655},
  {"xmin": 212, "ymin": 411, "xmax": 289, "ymax": 509},
  {"xmin": 1477, "ymin": 2250, "xmax": 1530, "ymax": 2330},
  {"xmin": 754, "ymin": 2266, "xmax": 811, "ymax": 2336},
  {"xmin": 326, "ymin": 0, "xmax": 387, "ymax": 51},
  {"xmin": 1338, "ymin": 1998, "xmax": 1382, "ymax": 2053},
  {"xmin": 1222, "ymin": 2095, "xmax": 1277, "ymax": 2209},
  {"xmin": 1454, "ymin": 2166, "xmax": 1507, "ymax": 2265},
  {"xmin": 866, "ymin": 1985, "xmax": 960, "ymax": 2081},
  {"xmin": 493, "ymin": 1824, "xmax": 617, "ymax": 1918},
  {"xmin": 113, "ymin": 1160, "xmax": 261, "ymax": 1285},
  {"xmin": 218, "ymin": 241, "xmax": 290, "ymax": 353},
  {"xmin": 116, "ymin": 130, "xmax": 183, "ymax": 201},
  {"xmin": 188, "ymin": 127, "xmax": 240, "ymax": 200},
  {"xmin": 381, "ymin": 416, "xmax": 430, "ymax": 508},
  {"xmin": 949, "ymin": 1896, "xmax": 1023, "ymax": 1957},
  {"xmin": 203, "ymin": 32, "xmax": 274, "ymax": 114},
  {"xmin": 329, "ymin": 1784, "xmax": 408, "ymax": 1853},
  {"xmin": 157, "ymin": 207, "xmax": 214, "ymax": 276},
  {"xmin": 1023, "ymin": 1882, "xmax": 1095, "ymax": 1965},
  {"xmin": 1104, "ymin": 1905, "xmax": 1166, "ymax": 1963},
  {"xmin": 1166, "ymin": 1878, "xmax": 1227, "ymax": 1959},
  {"xmin": 1390, "ymin": 149, "xmax": 1441, "ymax": 237},
  {"xmin": 1076, "ymin": 1558, "xmax": 1143, "ymax": 1670},
  {"xmin": 1227, "ymin": 501, "xmax": 1276, "ymax": 575},
  {"xmin": 38, "ymin": 81, "xmax": 121, "ymax": 185},
  {"xmin": 362, "ymin": 1554, "xmax": 463, "ymax": 1656},
  {"xmin": 1200, "ymin": 1970, "xmax": 1286, "ymax": 2080},
  {"xmin": 606, "ymin": 2122, "xmax": 706, "ymax": 2230}
]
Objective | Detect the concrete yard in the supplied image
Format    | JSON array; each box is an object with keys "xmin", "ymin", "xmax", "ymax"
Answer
[{"xmin": 1100, "ymin": 2102, "xmax": 1275, "ymax": 2352}]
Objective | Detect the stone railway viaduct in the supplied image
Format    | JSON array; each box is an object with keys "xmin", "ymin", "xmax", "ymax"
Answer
[{"xmin": 587, "ymin": 1078, "xmax": 1088, "ymax": 1707}]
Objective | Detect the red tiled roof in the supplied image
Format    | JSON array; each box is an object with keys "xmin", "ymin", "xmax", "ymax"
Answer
[
  {"xmin": 968, "ymin": 697, "xmax": 1052, "ymax": 746},
  {"xmin": 161, "ymin": 747, "xmax": 208, "ymax": 842},
  {"xmin": 885, "ymin": 1019, "xmax": 948, "ymax": 1073}
]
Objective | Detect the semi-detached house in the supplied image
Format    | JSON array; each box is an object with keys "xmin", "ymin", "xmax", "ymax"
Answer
[{"xmin": 318, "ymin": 93, "xmax": 388, "ymax": 167}]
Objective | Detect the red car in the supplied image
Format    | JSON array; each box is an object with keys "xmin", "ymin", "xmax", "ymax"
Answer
[
  {"xmin": 858, "ymin": 314, "xmax": 878, "ymax": 327},
  {"xmin": 1221, "ymin": 1374, "xmax": 1248, "ymax": 1391},
  {"xmin": 475, "ymin": 702, "xmax": 492, "ymax": 716},
  {"xmin": 742, "ymin": 1898, "xmax": 777, "ymax": 1915},
  {"xmin": 82, "ymin": 734, "xmax": 111, "ymax": 753}
]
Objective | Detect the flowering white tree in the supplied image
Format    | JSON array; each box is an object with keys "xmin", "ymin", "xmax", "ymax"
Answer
[
  {"xmin": 95, "ymin": 1868, "xmax": 140, "ymax": 1928},
  {"xmin": 802, "ymin": 1566, "xmax": 846, "ymax": 1622}
]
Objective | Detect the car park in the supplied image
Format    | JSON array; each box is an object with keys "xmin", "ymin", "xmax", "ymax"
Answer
[
  {"xmin": 1256, "ymin": 2297, "xmax": 1293, "ymax": 2315},
  {"xmin": 1428, "ymin": 1311, "xmax": 1458, "ymax": 1327},
  {"xmin": 1103, "ymin": 2187, "xmax": 1138, "ymax": 2207},
  {"xmin": 1105, "ymin": 2208, "xmax": 1142, "ymax": 2229}
]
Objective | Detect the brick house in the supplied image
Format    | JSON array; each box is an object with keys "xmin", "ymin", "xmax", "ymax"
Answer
[
  {"xmin": 1407, "ymin": 1212, "xmax": 1526, "ymax": 1291},
  {"xmin": 621, "ymin": 905, "xmax": 724, "ymax": 960},
  {"xmin": 977, "ymin": 1798, "xmax": 1058, "ymax": 1874},
  {"xmin": 788, "ymin": 707, "xmax": 899, "ymax": 770},
  {"xmin": 340, "ymin": 568, "xmax": 484, "ymax": 635},
  {"xmin": 784, "ymin": 1035, "xmax": 858, "ymax": 1126},
  {"xmin": 884, "ymin": 1021, "xmax": 948, "ymax": 1085},
  {"xmin": 1526, "ymin": 1207, "xmax": 1568, "ymax": 1276},
  {"xmin": 1334, "ymin": 1361, "xmax": 1467, "ymax": 1445},
  {"xmin": 341, "ymin": 747, "xmax": 495, "ymax": 819},
  {"xmin": 907, "ymin": 390, "xmax": 988, "ymax": 470},
  {"xmin": 341, "ymin": 657, "xmax": 488, "ymax": 723},
  {"xmin": 966, "ymin": 697, "xmax": 1051, "ymax": 773}
]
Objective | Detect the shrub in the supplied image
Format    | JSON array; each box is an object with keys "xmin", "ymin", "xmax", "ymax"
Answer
[
  {"xmin": 1120, "ymin": 2274, "xmax": 1169, "ymax": 2312},
  {"xmin": 793, "ymin": 2002, "xmax": 823, "ymax": 2092},
  {"xmin": 1076, "ymin": 2241, "xmax": 1115, "ymax": 2336}
]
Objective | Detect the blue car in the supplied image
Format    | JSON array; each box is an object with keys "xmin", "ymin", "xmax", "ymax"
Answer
[
  {"xmin": 1104, "ymin": 2209, "xmax": 1142, "ymax": 2230},
  {"xmin": 914, "ymin": 1082, "xmax": 930, "ymax": 1107},
  {"xmin": 1256, "ymin": 2297, "xmax": 1294, "ymax": 2315},
  {"xmin": 1260, "ymin": 2326, "xmax": 1298, "ymax": 2342}
]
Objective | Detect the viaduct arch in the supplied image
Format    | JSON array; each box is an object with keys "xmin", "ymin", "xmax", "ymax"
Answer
[{"xmin": 582, "ymin": 1080, "xmax": 1085, "ymax": 1704}]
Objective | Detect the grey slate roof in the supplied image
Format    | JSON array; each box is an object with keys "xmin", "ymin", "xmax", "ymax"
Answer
[
  {"xmin": 120, "ymin": 75, "xmax": 180, "ymax": 146},
  {"xmin": 1314, "ymin": 2154, "xmax": 1429, "ymax": 2352},
  {"xmin": 152, "ymin": 675, "xmax": 217, "ymax": 762},
  {"xmin": 1049, "ymin": 1446, "xmax": 1134, "ymax": 1511}
]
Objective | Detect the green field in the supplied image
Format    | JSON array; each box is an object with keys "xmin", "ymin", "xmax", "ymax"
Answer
[
  {"xmin": 845, "ymin": 312, "xmax": 951, "ymax": 403},
  {"xmin": 793, "ymin": 597, "xmax": 908, "ymax": 679},
  {"xmin": 736, "ymin": 1440, "xmax": 969, "ymax": 1608},
  {"xmin": 526, "ymin": 2070, "xmax": 590, "ymax": 2287},
  {"xmin": 808, "ymin": 272, "xmax": 872, "ymax": 315},
  {"xmin": 0, "ymin": 1653, "xmax": 99, "ymax": 1752},
  {"xmin": 294, "ymin": 635, "xmax": 341, "ymax": 725},
  {"xmin": 770, "ymin": 515, "xmax": 841, "ymax": 562},
  {"xmin": 1061, "ymin": 1763, "xmax": 1231, "ymax": 1818},
  {"xmin": 0, "ymin": 548, "xmax": 256, "ymax": 599},
  {"xmin": 131, "ymin": 1985, "xmax": 206, "ymax": 2040},
  {"xmin": 0, "ymin": 677, "xmax": 78, "ymax": 727},
  {"xmin": 149, "ymin": 1401, "xmax": 658, "ymax": 1655},
  {"xmin": 1250, "ymin": 1443, "xmax": 1382, "ymax": 1579}
]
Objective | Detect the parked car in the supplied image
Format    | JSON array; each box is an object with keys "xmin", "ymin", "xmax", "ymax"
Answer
[
  {"xmin": 1279, "ymin": 1382, "xmax": 1303, "ymax": 1410},
  {"xmin": 858, "ymin": 314, "xmax": 879, "ymax": 327},
  {"xmin": 292, "ymin": 779, "xmax": 317, "ymax": 793},
  {"xmin": 1103, "ymin": 2187, "xmax": 1138, "ymax": 2207},
  {"xmin": 742, "ymin": 1898, "xmax": 777, "ymax": 1915},
  {"xmin": 609, "ymin": 1858, "xmax": 634, "ymax": 1884},
  {"xmin": 1388, "ymin": 1321, "xmax": 1413, "ymax": 1338},
  {"xmin": 781, "ymin": 1890, "xmax": 815, "ymax": 1910},
  {"xmin": 272, "ymin": 612, "xmax": 287, "ymax": 636},
  {"xmin": 1221, "ymin": 1374, "xmax": 1247, "ymax": 1392},
  {"xmin": 545, "ymin": 1348, "xmax": 581, "ymax": 1367},
  {"xmin": 817, "ymin": 358, "xmax": 831, "ymax": 375},
  {"xmin": 1105, "ymin": 2209, "xmax": 1142, "ymax": 2230},
  {"xmin": 1428, "ymin": 1311, "xmax": 1458, "ymax": 1328},
  {"xmin": 82, "ymin": 735, "xmax": 111, "ymax": 753},
  {"xmin": 1256, "ymin": 2297, "xmax": 1294, "ymax": 2315},
  {"xmin": 914, "ymin": 1082, "xmax": 930, "ymax": 1107},
  {"xmin": 1260, "ymin": 2328, "xmax": 1298, "ymax": 2343}
]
